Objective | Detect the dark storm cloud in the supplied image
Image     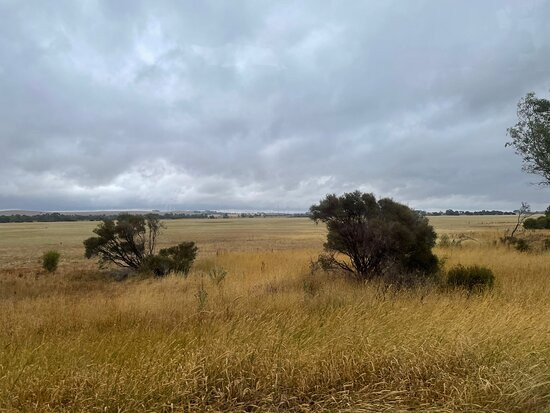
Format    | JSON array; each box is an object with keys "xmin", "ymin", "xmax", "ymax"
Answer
[{"xmin": 1, "ymin": 0, "xmax": 550, "ymax": 211}]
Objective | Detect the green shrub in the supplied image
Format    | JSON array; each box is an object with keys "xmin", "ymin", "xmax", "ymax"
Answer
[
  {"xmin": 42, "ymin": 250, "xmax": 60, "ymax": 273},
  {"xmin": 159, "ymin": 242, "xmax": 198, "ymax": 274},
  {"xmin": 140, "ymin": 242, "xmax": 198, "ymax": 277},
  {"xmin": 141, "ymin": 254, "xmax": 174, "ymax": 277},
  {"xmin": 310, "ymin": 191, "xmax": 438, "ymax": 281},
  {"xmin": 524, "ymin": 216, "xmax": 550, "ymax": 230},
  {"xmin": 446, "ymin": 265, "xmax": 494, "ymax": 292}
]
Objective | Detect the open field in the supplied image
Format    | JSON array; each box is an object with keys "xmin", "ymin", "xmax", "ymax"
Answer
[{"xmin": 1, "ymin": 217, "xmax": 549, "ymax": 412}]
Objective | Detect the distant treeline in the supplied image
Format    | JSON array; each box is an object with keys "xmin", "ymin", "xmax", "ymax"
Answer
[
  {"xmin": 0, "ymin": 209, "xmax": 518, "ymax": 223},
  {"xmin": 0, "ymin": 212, "xmax": 309, "ymax": 223},
  {"xmin": 418, "ymin": 209, "xmax": 516, "ymax": 216}
]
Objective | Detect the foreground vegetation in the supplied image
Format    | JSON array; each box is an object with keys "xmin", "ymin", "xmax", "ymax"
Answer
[{"xmin": 0, "ymin": 217, "xmax": 549, "ymax": 412}]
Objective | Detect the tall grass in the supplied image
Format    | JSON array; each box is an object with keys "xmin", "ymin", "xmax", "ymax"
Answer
[
  {"xmin": 1, "ymin": 241, "xmax": 549, "ymax": 412},
  {"xmin": 1, "ymin": 219, "xmax": 549, "ymax": 411}
]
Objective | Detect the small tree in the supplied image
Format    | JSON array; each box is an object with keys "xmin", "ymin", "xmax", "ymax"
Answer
[
  {"xmin": 84, "ymin": 214, "xmax": 163, "ymax": 269},
  {"xmin": 42, "ymin": 250, "xmax": 60, "ymax": 273},
  {"xmin": 310, "ymin": 191, "xmax": 438, "ymax": 280},
  {"xmin": 446, "ymin": 265, "xmax": 494, "ymax": 293},
  {"xmin": 506, "ymin": 92, "xmax": 550, "ymax": 185},
  {"xmin": 502, "ymin": 202, "xmax": 531, "ymax": 243}
]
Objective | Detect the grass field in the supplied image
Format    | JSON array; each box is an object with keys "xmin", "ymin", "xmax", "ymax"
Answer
[{"xmin": 1, "ymin": 216, "xmax": 549, "ymax": 412}]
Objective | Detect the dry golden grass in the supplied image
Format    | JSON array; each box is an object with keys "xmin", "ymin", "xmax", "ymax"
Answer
[{"xmin": 0, "ymin": 217, "xmax": 549, "ymax": 412}]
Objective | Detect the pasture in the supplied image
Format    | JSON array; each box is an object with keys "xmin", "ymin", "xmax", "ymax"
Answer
[{"xmin": 0, "ymin": 216, "xmax": 549, "ymax": 412}]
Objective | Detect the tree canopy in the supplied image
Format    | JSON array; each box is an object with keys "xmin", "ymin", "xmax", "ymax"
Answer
[{"xmin": 310, "ymin": 191, "xmax": 438, "ymax": 280}]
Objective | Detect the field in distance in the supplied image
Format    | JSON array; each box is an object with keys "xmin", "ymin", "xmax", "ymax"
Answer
[{"xmin": 0, "ymin": 216, "xmax": 549, "ymax": 412}]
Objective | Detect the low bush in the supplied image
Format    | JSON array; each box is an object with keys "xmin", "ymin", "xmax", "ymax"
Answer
[
  {"xmin": 159, "ymin": 242, "xmax": 198, "ymax": 274},
  {"xmin": 524, "ymin": 216, "xmax": 550, "ymax": 230},
  {"xmin": 42, "ymin": 250, "xmax": 60, "ymax": 273},
  {"xmin": 446, "ymin": 265, "xmax": 494, "ymax": 292},
  {"xmin": 141, "ymin": 242, "xmax": 198, "ymax": 277},
  {"xmin": 141, "ymin": 255, "xmax": 175, "ymax": 277}
]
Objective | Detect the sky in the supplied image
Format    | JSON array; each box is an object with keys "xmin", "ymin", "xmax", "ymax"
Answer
[{"xmin": 1, "ymin": 1, "xmax": 550, "ymax": 212}]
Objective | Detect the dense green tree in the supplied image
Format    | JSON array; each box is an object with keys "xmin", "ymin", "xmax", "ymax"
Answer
[{"xmin": 310, "ymin": 191, "xmax": 438, "ymax": 280}]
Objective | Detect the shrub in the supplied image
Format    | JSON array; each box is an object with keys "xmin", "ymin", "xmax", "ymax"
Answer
[
  {"xmin": 141, "ymin": 242, "xmax": 198, "ymax": 277},
  {"xmin": 159, "ymin": 242, "xmax": 198, "ymax": 274},
  {"xmin": 446, "ymin": 265, "xmax": 494, "ymax": 292},
  {"xmin": 84, "ymin": 215, "xmax": 197, "ymax": 276},
  {"xmin": 42, "ymin": 250, "xmax": 60, "ymax": 273},
  {"xmin": 310, "ymin": 191, "xmax": 438, "ymax": 281},
  {"xmin": 524, "ymin": 216, "xmax": 550, "ymax": 230},
  {"xmin": 141, "ymin": 254, "xmax": 175, "ymax": 277}
]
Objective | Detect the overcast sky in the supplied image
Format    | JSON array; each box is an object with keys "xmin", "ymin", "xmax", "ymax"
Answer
[{"xmin": 1, "ymin": 1, "xmax": 550, "ymax": 212}]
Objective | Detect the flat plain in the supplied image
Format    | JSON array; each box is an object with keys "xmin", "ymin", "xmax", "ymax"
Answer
[{"xmin": 0, "ymin": 216, "xmax": 549, "ymax": 412}]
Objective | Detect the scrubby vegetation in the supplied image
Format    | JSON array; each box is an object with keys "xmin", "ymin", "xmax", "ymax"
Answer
[
  {"xmin": 446, "ymin": 264, "xmax": 495, "ymax": 292},
  {"xmin": 1, "ymin": 215, "xmax": 550, "ymax": 411},
  {"xmin": 41, "ymin": 250, "xmax": 60, "ymax": 273},
  {"xmin": 524, "ymin": 206, "xmax": 550, "ymax": 229},
  {"xmin": 310, "ymin": 191, "xmax": 438, "ymax": 281},
  {"xmin": 84, "ymin": 214, "xmax": 196, "ymax": 277}
]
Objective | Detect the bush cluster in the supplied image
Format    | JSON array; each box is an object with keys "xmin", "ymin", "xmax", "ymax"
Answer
[
  {"xmin": 142, "ymin": 242, "xmax": 198, "ymax": 276},
  {"xmin": 446, "ymin": 265, "xmax": 494, "ymax": 292},
  {"xmin": 524, "ymin": 216, "xmax": 550, "ymax": 229},
  {"xmin": 42, "ymin": 250, "xmax": 60, "ymax": 273},
  {"xmin": 84, "ymin": 214, "xmax": 197, "ymax": 278}
]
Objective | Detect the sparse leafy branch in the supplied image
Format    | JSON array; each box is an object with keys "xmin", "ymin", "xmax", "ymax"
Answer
[{"xmin": 507, "ymin": 92, "xmax": 550, "ymax": 185}]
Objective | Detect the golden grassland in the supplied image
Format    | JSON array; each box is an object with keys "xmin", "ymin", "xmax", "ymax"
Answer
[{"xmin": 0, "ymin": 217, "xmax": 549, "ymax": 412}]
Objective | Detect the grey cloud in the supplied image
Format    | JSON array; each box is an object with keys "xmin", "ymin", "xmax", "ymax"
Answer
[{"xmin": 1, "ymin": 0, "xmax": 550, "ymax": 212}]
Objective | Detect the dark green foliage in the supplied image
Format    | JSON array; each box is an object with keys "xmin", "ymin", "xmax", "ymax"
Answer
[
  {"xmin": 507, "ymin": 92, "xmax": 550, "ymax": 185},
  {"xmin": 446, "ymin": 265, "xmax": 495, "ymax": 292},
  {"xmin": 524, "ymin": 216, "xmax": 550, "ymax": 230},
  {"xmin": 84, "ymin": 215, "xmax": 197, "ymax": 277},
  {"xmin": 128, "ymin": 243, "xmax": 198, "ymax": 277},
  {"xmin": 310, "ymin": 191, "xmax": 438, "ymax": 280},
  {"xmin": 42, "ymin": 250, "xmax": 60, "ymax": 273},
  {"xmin": 141, "ymin": 254, "xmax": 175, "ymax": 277},
  {"xmin": 84, "ymin": 214, "xmax": 162, "ymax": 269},
  {"xmin": 158, "ymin": 242, "xmax": 198, "ymax": 275}
]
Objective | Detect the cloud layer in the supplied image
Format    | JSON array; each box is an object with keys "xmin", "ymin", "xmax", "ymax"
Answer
[{"xmin": 2, "ymin": 0, "xmax": 550, "ymax": 211}]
